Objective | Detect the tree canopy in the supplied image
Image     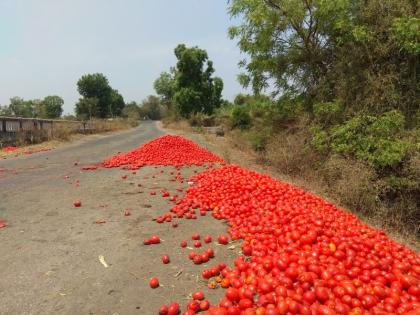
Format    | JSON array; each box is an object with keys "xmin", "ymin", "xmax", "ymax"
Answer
[
  {"xmin": 154, "ymin": 44, "xmax": 224, "ymax": 118},
  {"xmin": 228, "ymin": 0, "xmax": 419, "ymax": 116},
  {"xmin": 0, "ymin": 96, "xmax": 63, "ymax": 119},
  {"xmin": 75, "ymin": 73, "xmax": 125, "ymax": 118},
  {"xmin": 42, "ymin": 96, "xmax": 64, "ymax": 118}
]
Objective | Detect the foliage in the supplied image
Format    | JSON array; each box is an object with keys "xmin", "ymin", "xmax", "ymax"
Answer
[
  {"xmin": 155, "ymin": 44, "xmax": 224, "ymax": 118},
  {"xmin": 392, "ymin": 17, "xmax": 420, "ymax": 54},
  {"xmin": 41, "ymin": 96, "xmax": 64, "ymax": 119},
  {"xmin": 313, "ymin": 101, "xmax": 342, "ymax": 124},
  {"xmin": 139, "ymin": 96, "xmax": 162, "ymax": 120},
  {"xmin": 76, "ymin": 73, "xmax": 125, "ymax": 118},
  {"xmin": 188, "ymin": 113, "xmax": 216, "ymax": 127},
  {"xmin": 154, "ymin": 70, "xmax": 175, "ymax": 103},
  {"xmin": 310, "ymin": 110, "xmax": 411, "ymax": 168},
  {"xmin": 228, "ymin": 0, "xmax": 419, "ymax": 116},
  {"xmin": 231, "ymin": 105, "xmax": 252, "ymax": 130},
  {"xmin": 75, "ymin": 97, "xmax": 99, "ymax": 120},
  {"xmin": 0, "ymin": 105, "xmax": 12, "ymax": 116},
  {"xmin": 122, "ymin": 101, "xmax": 141, "ymax": 120},
  {"xmin": 248, "ymin": 131, "xmax": 268, "ymax": 151},
  {"xmin": 7, "ymin": 97, "xmax": 36, "ymax": 117}
]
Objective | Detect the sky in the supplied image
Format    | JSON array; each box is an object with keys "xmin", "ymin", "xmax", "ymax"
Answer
[{"xmin": 0, "ymin": 0, "xmax": 246, "ymax": 114}]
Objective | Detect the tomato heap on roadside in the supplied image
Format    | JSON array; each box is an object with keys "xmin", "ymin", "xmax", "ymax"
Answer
[
  {"xmin": 170, "ymin": 165, "xmax": 419, "ymax": 315},
  {"xmin": 2, "ymin": 146, "xmax": 19, "ymax": 152},
  {"xmin": 102, "ymin": 135, "xmax": 224, "ymax": 169}
]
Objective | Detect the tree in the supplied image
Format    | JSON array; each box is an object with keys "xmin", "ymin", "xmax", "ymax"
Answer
[
  {"xmin": 122, "ymin": 101, "xmax": 141, "ymax": 120},
  {"xmin": 228, "ymin": 0, "xmax": 419, "ymax": 115},
  {"xmin": 154, "ymin": 70, "xmax": 175, "ymax": 103},
  {"xmin": 0, "ymin": 105, "xmax": 12, "ymax": 116},
  {"xmin": 171, "ymin": 44, "xmax": 224, "ymax": 117},
  {"xmin": 75, "ymin": 97, "xmax": 99, "ymax": 120},
  {"xmin": 8, "ymin": 97, "xmax": 35, "ymax": 117},
  {"xmin": 76, "ymin": 73, "xmax": 125, "ymax": 118},
  {"xmin": 42, "ymin": 96, "xmax": 64, "ymax": 118},
  {"xmin": 109, "ymin": 89, "xmax": 125, "ymax": 117},
  {"xmin": 139, "ymin": 96, "xmax": 162, "ymax": 120}
]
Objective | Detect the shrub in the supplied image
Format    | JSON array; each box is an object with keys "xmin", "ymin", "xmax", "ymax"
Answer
[
  {"xmin": 188, "ymin": 113, "xmax": 216, "ymax": 127},
  {"xmin": 330, "ymin": 110, "xmax": 409, "ymax": 168},
  {"xmin": 313, "ymin": 101, "xmax": 342, "ymax": 124},
  {"xmin": 248, "ymin": 131, "xmax": 268, "ymax": 152},
  {"xmin": 309, "ymin": 125, "xmax": 329, "ymax": 153},
  {"xmin": 231, "ymin": 106, "xmax": 251, "ymax": 130}
]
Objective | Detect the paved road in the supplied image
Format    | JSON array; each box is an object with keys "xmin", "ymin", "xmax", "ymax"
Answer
[{"xmin": 0, "ymin": 121, "xmax": 238, "ymax": 315}]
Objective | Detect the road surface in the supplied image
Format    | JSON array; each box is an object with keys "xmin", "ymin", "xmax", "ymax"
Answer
[{"xmin": 0, "ymin": 121, "xmax": 237, "ymax": 315}]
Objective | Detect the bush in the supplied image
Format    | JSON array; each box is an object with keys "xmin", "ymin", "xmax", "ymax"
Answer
[
  {"xmin": 330, "ymin": 110, "xmax": 409, "ymax": 168},
  {"xmin": 188, "ymin": 113, "xmax": 216, "ymax": 127},
  {"xmin": 313, "ymin": 101, "xmax": 342, "ymax": 124},
  {"xmin": 231, "ymin": 106, "xmax": 251, "ymax": 130},
  {"xmin": 248, "ymin": 131, "xmax": 268, "ymax": 152},
  {"xmin": 309, "ymin": 125, "xmax": 329, "ymax": 153}
]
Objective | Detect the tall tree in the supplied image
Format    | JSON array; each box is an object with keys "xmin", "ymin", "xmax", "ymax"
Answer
[
  {"xmin": 228, "ymin": 0, "xmax": 419, "ymax": 115},
  {"xmin": 75, "ymin": 97, "xmax": 99, "ymax": 120},
  {"xmin": 42, "ymin": 95, "xmax": 64, "ymax": 118},
  {"xmin": 172, "ymin": 44, "xmax": 224, "ymax": 117},
  {"xmin": 109, "ymin": 89, "xmax": 125, "ymax": 117},
  {"xmin": 139, "ymin": 95, "xmax": 162, "ymax": 120},
  {"xmin": 154, "ymin": 70, "xmax": 175, "ymax": 102},
  {"xmin": 76, "ymin": 73, "xmax": 125, "ymax": 118},
  {"xmin": 8, "ymin": 97, "xmax": 35, "ymax": 117}
]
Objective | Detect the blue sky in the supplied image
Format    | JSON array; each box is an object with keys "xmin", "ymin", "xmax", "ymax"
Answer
[{"xmin": 0, "ymin": 0, "xmax": 246, "ymax": 114}]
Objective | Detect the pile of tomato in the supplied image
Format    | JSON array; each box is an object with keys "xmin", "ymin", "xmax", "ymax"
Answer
[
  {"xmin": 2, "ymin": 146, "xmax": 18, "ymax": 152},
  {"xmin": 169, "ymin": 165, "xmax": 419, "ymax": 315},
  {"xmin": 102, "ymin": 135, "xmax": 224, "ymax": 169}
]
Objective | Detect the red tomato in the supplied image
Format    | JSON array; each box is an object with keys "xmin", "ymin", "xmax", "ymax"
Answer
[
  {"xmin": 161, "ymin": 255, "xmax": 170, "ymax": 264},
  {"xmin": 149, "ymin": 277, "xmax": 159, "ymax": 288}
]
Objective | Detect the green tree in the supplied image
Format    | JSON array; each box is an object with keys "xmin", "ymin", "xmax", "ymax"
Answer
[
  {"xmin": 8, "ymin": 97, "xmax": 35, "ymax": 117},
  {"xmin": 139, "ymin": 95, "xmax": 162, "ymax": 120},
  {"xmin": 122, "ymin": 101, "xmax": 141, "ymax": 120},
  {"xmin": 109, "ymin": 89, "xmax": 125, "ymax": 117},
  {"xmin": 76, "ymin": 73, "xmax": 125, "ymax": 118},
  {"xmin": 75, "ymin": 97, "xmax": 99, "ymax": 120},
  {"xmin": 154, "ymin": 70, "xmax": 175, "ymax": 102},
  {"xmin": 163, "ymin": 44, "xmax": 224, "ymax": 117},
  {"xmin": 0, "ymin": 106, "xmax": 12, "ymax": 116},
  {"xmin": 228, "ymin": 0, "xmax": 419, "ymax": 115},
  {"xmin": 41, "ymin": 95, "xmax": 64, "ymax": 118}
]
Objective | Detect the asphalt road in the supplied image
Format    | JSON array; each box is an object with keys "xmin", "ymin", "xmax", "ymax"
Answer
[{"xmin": 0, "ymin": 121, "xmax": 238, "ymax": 315}]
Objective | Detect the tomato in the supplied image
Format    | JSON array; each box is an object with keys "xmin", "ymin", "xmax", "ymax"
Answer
[
  {"xmin": 180, "ymin": 240, "xmax": 187, "ymax": 248},
  {"xmin": 206, "ymin": 248, "xmax": 215, "ymax": 258},
  {"xmin": 161, "ymin": 255, "xmax": 170, "ymax": 264},
  {"xmin": 218, "ymin": 235, "xmax": 229, "ymax": 245},
  {"xmin": 200, "ymin": 299, "xmax": 210, "ymax": 311},
  {"xmin": 103, "ymin": 135, "xmax": 224, "ymax": 168},
  {"xmin": 149, "ymin": 277, "xmax": 159, "ymax": 288},
  {"xmin": 225, "ymin": 287, "xmax": 240, "ymax": 302},
  {"xmin": 167, "ymin": 302, "xmax": 179, "ymax": 315},
  {"xmin": 159, "ymin": 304, "xmax": 168, "ymax": 315},
  {"xmin": 102, "ymin": 138, "xmax": 420, "ymax": 315},
  {"xmin": 315, "ymin": 287, "xmax": 330, "ymax": 303},
  {"xmin": 73, "ymin": 201, "xmax": 81, "ymax": 207}
]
